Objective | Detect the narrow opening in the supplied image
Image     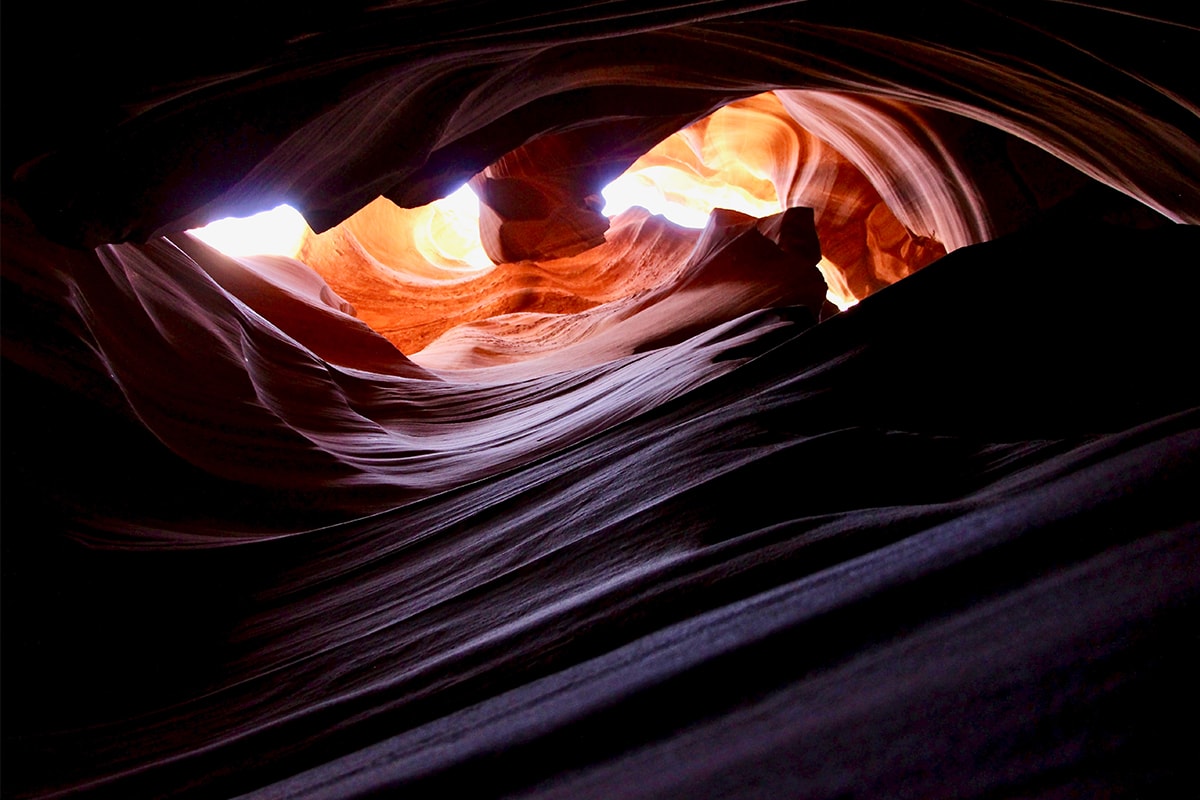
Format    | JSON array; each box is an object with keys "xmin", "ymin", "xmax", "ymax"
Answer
[{"xmin": 188, "ymin": 203, "xmax": 310, "ymax": 258}]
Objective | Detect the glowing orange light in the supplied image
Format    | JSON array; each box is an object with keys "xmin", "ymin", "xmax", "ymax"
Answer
[
  {"xmin": 602, "ymin": 166, "xmax": 783, "ymax": 228},
  {"xmin": 601, "ymin": 101, "xmax": 786, "ymax": 228},
  {"xmin": 195, "ymin": 92, "xmax": 938, "ymax": 317},
  {"xmin": 599, "ymin": 96, "xmax": 857, "ymax": 308},
  {"xmin": 191, "ymin": 187, "xmax": 491, "ymax": 272},
  {"xmin": 815, "ymin": 257, "xmax": 859, "ymax": 311},
  {"xmin": 414, "ymin": 185, "xmax": 493, "ymax": 270}
]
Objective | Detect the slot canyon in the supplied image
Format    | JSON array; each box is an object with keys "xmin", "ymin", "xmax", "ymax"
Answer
[{"xmin": 2, "ymin": 3, "xmax": 1198, "ymax": 798}]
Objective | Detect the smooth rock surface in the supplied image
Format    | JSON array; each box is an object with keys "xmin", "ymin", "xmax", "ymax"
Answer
[{"xmin": 2, "ymin": 3, "xmax": 1197, "ymax": 799}]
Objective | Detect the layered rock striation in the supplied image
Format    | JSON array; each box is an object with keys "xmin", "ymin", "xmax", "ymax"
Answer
[{"xmin": 2, "ymin": 3, "xmax": 1198, "ymax": 799}]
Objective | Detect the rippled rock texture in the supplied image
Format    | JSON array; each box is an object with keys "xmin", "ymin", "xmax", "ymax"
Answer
[{"xmin": 3, "ymin": 2, "xmax": 1198, "ymax": 799}]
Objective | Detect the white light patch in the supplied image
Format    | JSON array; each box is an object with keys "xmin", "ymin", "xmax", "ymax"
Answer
[
  {"xmin": 436, "ymin": 183, "xmax": 481, "ymax": 220},
  {"xmin": 601, "ymin": 168, "xmax": 782, "ymax": 229},
  {"xmin": 188, "ymin": 204, "xmax": 309, "ymax": 258},
  {"xmin": 601, "ymin": 172, "xmax": 711, "ymax": 229},
  {"xmin": 421, "ymin": 184, "xmax": 493, "ymax": 270}
]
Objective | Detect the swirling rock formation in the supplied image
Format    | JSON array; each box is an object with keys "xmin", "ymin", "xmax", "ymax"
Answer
[
  {"xmin": 293, "ymin": 90, "xmax": 950, "ymax": 366},
  {"xmin": 297, "ymin": 201, "xmax": 704, "ymax": 359},
  {"xmin": 2, "ymin": 3, "xmax": 1198, "ymax": 799},
  {"xmin": 607, "ymin": 91, "xmax": 949, "ymax": 304}
]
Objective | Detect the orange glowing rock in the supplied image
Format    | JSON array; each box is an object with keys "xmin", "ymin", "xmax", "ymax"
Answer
[
  {"xmin": 297, "ymin": 196, "xmax": 702, "ymax": 357},
  {"xmin": 296, "ymin": 91, "xmax": 947, "ymax": 362},
  {"xmin": 412, "ymin": 205, "xmax": 828, "ymax": 375},
  {"xmin": 614, "ymin": 92, "xmax": 947, "ymax": 305}
]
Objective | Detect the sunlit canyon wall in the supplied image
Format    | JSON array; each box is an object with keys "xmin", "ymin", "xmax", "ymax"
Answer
[{"xmin": 3, "ymin": 3, "xmax": 1198, "ymax": 799}]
